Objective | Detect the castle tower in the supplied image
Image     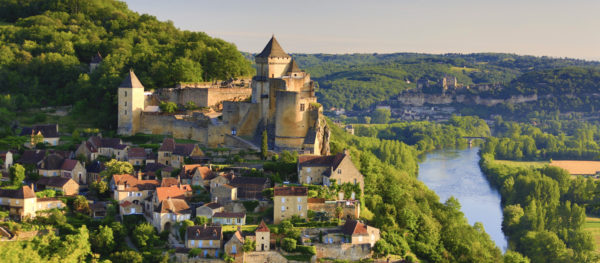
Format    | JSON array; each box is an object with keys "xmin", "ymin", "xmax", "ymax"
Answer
[
  {"xmin": 117, "ymin": 70, "xmax": 145, "ymax": 136},
  {"xmin": 89, "ymin": 52, "xmax": 102, "ymax": 72},
  {"xmin": 252, "ymin": 36, "xmax": 292, "ymax": 121}
]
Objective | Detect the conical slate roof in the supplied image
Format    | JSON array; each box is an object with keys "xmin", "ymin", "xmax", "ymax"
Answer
[
  {"xmin": 120, "ymin": 70, "xmax": 144, "ymax": 89},
  {"xmin": 287, "ymin": 59, "xmax": 302, "ymax": 73},
  {"xmin": 256, "ymin": 36, "xmax": 290, "ymax": 59}
]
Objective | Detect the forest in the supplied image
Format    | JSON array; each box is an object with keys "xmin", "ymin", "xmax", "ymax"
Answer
[{"xmin": 0, "ymin": 0, "xmax": 254, "ymax": 129}]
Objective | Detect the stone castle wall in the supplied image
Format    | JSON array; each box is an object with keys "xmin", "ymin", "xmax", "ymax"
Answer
[
  {"xmin": 139, "ymin": 113, "xmax": 228, "ymax": 147},
  {"xmin": 314, "ymin": 243, "xmax": 372, "ymax": 261},
  {"xmin": 156, "ymin": 87, "xmax": 251, "ymax": 108}
]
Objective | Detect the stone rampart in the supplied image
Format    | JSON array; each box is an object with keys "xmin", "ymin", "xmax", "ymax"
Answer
[
  {"xmin": 314, "ymin": 243, "xmax": 372, "ymax": 261},
  {"xmin": 157, "ymin": 87, "xmax": 251, "ymax": 108}
]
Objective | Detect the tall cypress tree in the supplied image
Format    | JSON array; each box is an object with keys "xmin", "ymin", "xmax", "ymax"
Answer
[{"xmin": 261, "ymin": 130, "xmax": 268, "ymax": 160}]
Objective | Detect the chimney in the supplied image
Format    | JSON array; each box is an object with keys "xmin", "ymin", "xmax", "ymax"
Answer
[
  {"xmin": 136, "ymin": 170, "xmax": 142, "ymax": 181},
  {"xmin": 30, "ymin": 183, "xmax": 35, "ymax": 191},
  {"xmin": 208, "ymin": 164, "xmax": 212, "ymax": 170},
  {"xmin": 177, "ymin": 175, "xmax": 181, "ymax": 183}
]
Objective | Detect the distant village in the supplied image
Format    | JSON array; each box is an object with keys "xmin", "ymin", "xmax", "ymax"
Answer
[{"xmin": 0, "ymin": 38, "xmax": 380, "ymax": 262}]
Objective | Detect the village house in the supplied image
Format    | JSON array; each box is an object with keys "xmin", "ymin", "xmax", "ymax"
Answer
[
  {"xmin": 273, "ymin": 186, "xmax": 308, "ymax": 224},
  {"xmin": 142, "ymin": 163, "xmax": 170, "ymax": 179},
  {"xmin": 158, "ymin": 138, "xmax": 204, "ymax": 168},
  {"xmin": 298, "ymin": 150, "xmax": 364, "ymax": 193},
  {"xmin": 196, "ymin": 202, "xmax": 224, "ymax": 219},
  {"xmin": 212, "ymin": 212, "xmax": 246, "ymax": 225},
  {"xmin": 0, "ymin": 151, "xmax": 13, "ymax": 172},
  {"xmin": 323, "ymin": 220, "xmax": 380, "ymax": 247},
  {"xmin": 37, "ymin": 154, "xmax": 64, "ymax": 177},
  {"xmin": 224, "ymin": 229, "xmax": 245, "ymax": 262},
  {"xmin": 89, "ymin": 201, "xmax": 108, "ymax": 219},
  {"xmin": 35, "ymin": 176, "xmax": 80, "ymax": 196},
  {"xmin": 127, "ymin": 147, "xmax": 147, "ymax": 166},
  {"xmin": 153, "ymin": 197, "xmax": 192, "ymax": 232},
  {"xmin": 186, "ymin": 225, "xmax": 223, "ymax": 258},
  {"xmin": 208, "ymin": 173, "xmax": 270, "ymax": 200},
  {"xmin": 119, "ymin": 201, "xmax": 142, "ymax": 218},
  {"xmin": 20, "ymin": 124, "xmax": 60, "ymax": 147},
  {"xmin": 208, "ymin": 172, "xmax": 233, "ymax": 190},
  {"xmin": 180, "ymin": 164, "xmax": 213, "ymax": 186},
  {"xmin": 18, "ymin": 150, "xmax": 72, "ymax": 174},
  {"xmin": 86, "ymin": 161, "xmax": 105, "ymax": 183},
  {"xmin": 75, "ymin": 140, "xmax": 98, "ymax": 161},
  {"xmin": 82, "ymin": 136, "xmax": 129, "ymax": 161},
  {"xmin": 0, "ymin": 185, "xmax": 66, "ymax": 220},
  {"xmin": 111, "ymin": 174, "xmax": 159, "ymax": 210},
  {"xmin": 152, "ymin": 185, "xmax": 192, "ymax": 208},
  {"xmin": 255, "ymin": 220, "xmax": 270, "ymax": 251},
  {"xmin": 60, "ymin": 159, "xmax": 87, "ymax": 185},
  {"xmin": 211, "ymin": 184, "xmax": 237, "ymax": 205}
]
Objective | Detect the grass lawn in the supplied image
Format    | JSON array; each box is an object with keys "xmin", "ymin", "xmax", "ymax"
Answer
[
  {"xmin": 493, "ymin": 160, "xmax": 549, "ymax": 169},
  {"xmin": 585, "ymin": 216, "xmax": 600, "ymax": 253},
  {"xmin": 222, "ymin": 224, "xmax": 258, "ymax": 232},
  {"xmin": 283, "ymin": 254, "xmax": 313, "ymax": 262}
]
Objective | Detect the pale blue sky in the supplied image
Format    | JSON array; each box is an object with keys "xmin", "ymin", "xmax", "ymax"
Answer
[{"xmin": 123, "ymin": 0, "xmax": 600, "ymax": 60}]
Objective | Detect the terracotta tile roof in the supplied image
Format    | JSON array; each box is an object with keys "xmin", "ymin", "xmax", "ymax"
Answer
[
  {"xmin": 187, "ymin": 225, "xmax": 222, "ymax": 240},
  {"xmin": 181, "ymin": 165, "xmax": 211, "ymax": 180},
  {"xmin": 120, "ymin": 200, "xmax": 133, "ymax": 207},
  {"xmin": 156, "ymin": 186, "xmax": 188, "ymax": 202},
  {"xmin": 213, "ymin": 212, "xmax": 245, "ymax": 218},
  {"xmin": 36, "ymin": 176, "xmax": 75, "ymax": 188},
  {"xmin": 156, "ymin": 198, "xmax": 190, "ymax": 214},
  {"xmin": 161, "ymin": 177, "xmax": 179, "ymax": 187},
  {"xmin": 100, "ymin": 138, "xmax": 122, "ymax": 149},
  {"xmin": 120, "ymin": 70, "xmax": 144, "ymax": 89},
  {"xmin": 60, "ymin": 159, "xmax": 79, "ymax": 171},
  {"xmin": 83, "ymin": 141, "xmax": 98, "ymax": 153},
  {"xmin": 39, "ymin": 154, "xmax": 65, "ymax": 170},
  {"xmin": 0, "ymin": 186, "xmax": 36, "ymax": 199},
  {"xmin": 549, "ymin": 160, "xmax": 600, "ymax": 175},
  {"xmin": 255, "ymin": 220, "xmax": 270, "ymax": 232},
  {"xmin": 159, "ymin": 138, "xmax": 175, "ymax": 152},
  {"xmin": 113, "ymin": 174, "xmax": 159, "ymax": 191},
  {"xmin": 203, "ymin": 202, "xmax": 223, "ymax": 209},
  {"xmin": 255, "ymin": 36, "xmax": 290, "ymax": 59},
  {"xmin": 20, "ymin": 124, "xmax": 59, "ymax": 138},
  {"xmin": 18, "ymin": 150, "xmax": 46, "ymax": 165},
  {"xmin": 174, "ymin": 144, "xmax": 195, "ymax": 156},
  {"xmin": 128, "ymin": 148, "xmax": 147, "ymax": 158},
  {"xmin": 342, "ymin": 220, "xmax": 368, "ymax": 236},
  {"xmin": 298, "ymin": 153, "xmax": 346, "ymax": 170},
  {"xmin": 274, "ymin": 186, "xmax": 307, "ymax": 197}
]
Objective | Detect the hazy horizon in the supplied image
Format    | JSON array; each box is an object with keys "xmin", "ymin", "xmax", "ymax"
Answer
[{"xmin": 123, "ymin": 0, "xmax": 600, "ymax": 61}]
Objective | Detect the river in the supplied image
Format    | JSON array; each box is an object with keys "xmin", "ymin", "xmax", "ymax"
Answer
[{"xmin": 417, "ymin": 147, "xmax": 508, "ymax": 252}]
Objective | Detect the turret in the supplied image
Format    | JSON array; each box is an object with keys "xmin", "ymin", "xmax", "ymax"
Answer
[{"xmin": 117, "ymin": 70, "xmax": 145, "ymax": 136}]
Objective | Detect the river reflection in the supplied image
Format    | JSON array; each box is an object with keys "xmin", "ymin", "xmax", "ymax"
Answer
[{"xmin": 418, "ymin": 147, "xmax": 508, "ymax": 252}]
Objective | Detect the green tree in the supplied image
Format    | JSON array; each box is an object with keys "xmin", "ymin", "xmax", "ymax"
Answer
[
  {"xmin": 91, "ymin": 225, "xmax": 116, "ymax": 255},
  {"xmin": 159, "ymin": 101, "xmax": 178, "ymax": 114},
  {"xmin": 90, "ymin": 180, "xmax": 109, "ymax": 197},
  {"xmin": 261, "ymin": 130, "xmax": 268, "ymax": 160},
  {"xmin": 110, "ymin": 250, "xmax": 143, "ymax": 263},
  {"xmin": 100, "ymin": 159, "xmax": 133, "ymax": 178},
  {"xmin": 243, "ymin": 237, "xmax": 256, "ymax": 252},
  {"xmin": 9, "ymin": 164, "xmax": 25, "ymax": 186},
  {"xmin": 194, "ymin": 216, "xmax": 209, "ymax": 225},
  {"xmin": 179, "ymin": 220, "xmax": 195, "ymax": 239},
  {"xmin": 132, "ymin": 223, "xmax": 159, "ymax": 250},
  {"xmin": 372, "ymin": 108, "xmax": 391, "ymax": 124},
  {"xmin": 73, "ymin": 195, "xmax": 90, "ymax": 214},
  {"xmin": 281, "ymin": 237, "xmax": 297, "ymax": 252}
]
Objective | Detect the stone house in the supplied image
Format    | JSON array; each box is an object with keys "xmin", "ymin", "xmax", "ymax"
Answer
[
  {"xmin": 153, "ymin": 197, "xmax": 192, "ymax": 232},
  {"xmin": 229, "ymin": 176, "xmax": 270, "ymax": 200},
  {"xmin": 196, "ymin": 202, "xmax": 224, "ymax": 219},
  {"xmin": 37, "ymin": 154, "xmax": 64, "ymax": 177},
  {"xmin": 89, "ymin": 201, "xmax": 107, "ymax": 219},
  {"xmin": 273, "ymin": 186, "xmax": 308, "ymax": 224},
  {"xmin": 119, "ymin": 200, "xmax": 143, "ymax": 218},
  {"xmin": 20, "ymin": 124, "xmax": 60, "ymax": 147},
  {"xmin": 211, "ymin": 184, "xmax": 237, "ymax": 204},
  {"xmin": 186, "ymin": 225, "xmax": 223, "ymax": 258},
  {"xmin": 127, "ymin": 147, "xmax": 147, "ymax": 166},
  {"xmin": 60, "ymin": 159, "xmax": 87, "ymax": 185},
  {"xmin": 158, "ymin": 138, "xmax": 204, "ymax": 168},
  {"xmin": 88, "ymin": 137, "xmax": 129, "ymax": 161},
  {"xmin": 180, "ymin": 164, "xmax": 212, "ymax": 186},
  {"xmin": 35, "ymin": 197, "xmax": 66, "ymax": 213},
  {"xmin": 297, "ymin": 150, "xmax": 364, "ymax": 193},
  {"xmin": 208, "ymin": 172, "xmax": 233, "ymax": 190},
  {"xmin": 75, "ymin": 141, "xmax": 98, "ymax": 161},
  {"xmin": 0, "ymin": 186, "xmax": 37, "ymax": 219},
  {"xmin": 111, "ymin": 174, "xmax": 159, "ymax": 209},
  {"xmin": 323, "ymin": 220, "xmax": 380, "ymax": 247},
  {"xmin": 212, "ymin": 212, "xmax": 246, "ymax": 225},
  {"xmin": 142, "ymin": 163, "xmax": 169, "ymax": 179},
  {"xmin": 224, "ymin": 230, "xmax": 245, "ymax": 262},
  {"xmin": 0, "ymin": 151, "xmax": 13, "ymax": 172},
  {"xmin": 35, "ymin": 176, "xmax": 79, "ymax": 196},
  {"xmin": 152, "ymin": 185, "xmax": 192, "ymax": 209},
  {"xmin": 86, "ymin": 161, "xmax": 104, "ymax": 183}
]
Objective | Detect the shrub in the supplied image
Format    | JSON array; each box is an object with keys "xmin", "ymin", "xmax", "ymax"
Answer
[
  {"xmin": 242, "ymin": 200, "xmax": 259, "ymax": 212},
  {"xmin": 281, "ymin": 237, "xmax": 297, "ymax": 252},
  {"xmin": 295, "ymin": 245, "xmax": 316, "ymax": 255}
]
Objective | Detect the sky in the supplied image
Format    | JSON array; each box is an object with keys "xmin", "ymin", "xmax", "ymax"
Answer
[{"xmin": 123, "ymin": 0, "xmax": 600, "ymax": 61}]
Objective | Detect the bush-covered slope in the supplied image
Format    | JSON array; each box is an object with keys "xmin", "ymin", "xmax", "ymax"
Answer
[{"xmin": 0, "ymin": 0, "xmax": 254, "ymax": 128}]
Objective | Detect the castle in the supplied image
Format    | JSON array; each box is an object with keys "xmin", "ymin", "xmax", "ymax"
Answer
[{"xmin": 117, "ymin": 36, "xmax": 330, "ymax": 155}]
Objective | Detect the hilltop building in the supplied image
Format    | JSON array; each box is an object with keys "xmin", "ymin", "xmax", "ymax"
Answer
[{"xmin": 117, "ymin": 36, "xmax": 329, "ymax": 155}]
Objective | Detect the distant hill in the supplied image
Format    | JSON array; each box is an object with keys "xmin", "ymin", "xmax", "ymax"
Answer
[
  {"xmin": 0, "ymin": 0, "xmax": 254, "ymax": 128},
  {"xmin": 287, "ymin": 53, "xmax": 600, "ymax": 112}
]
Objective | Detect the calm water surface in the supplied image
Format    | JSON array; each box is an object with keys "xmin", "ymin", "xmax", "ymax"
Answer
[{"xmin": 418, "ymin": 147, "xmax": 507, "ymax": 252}]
